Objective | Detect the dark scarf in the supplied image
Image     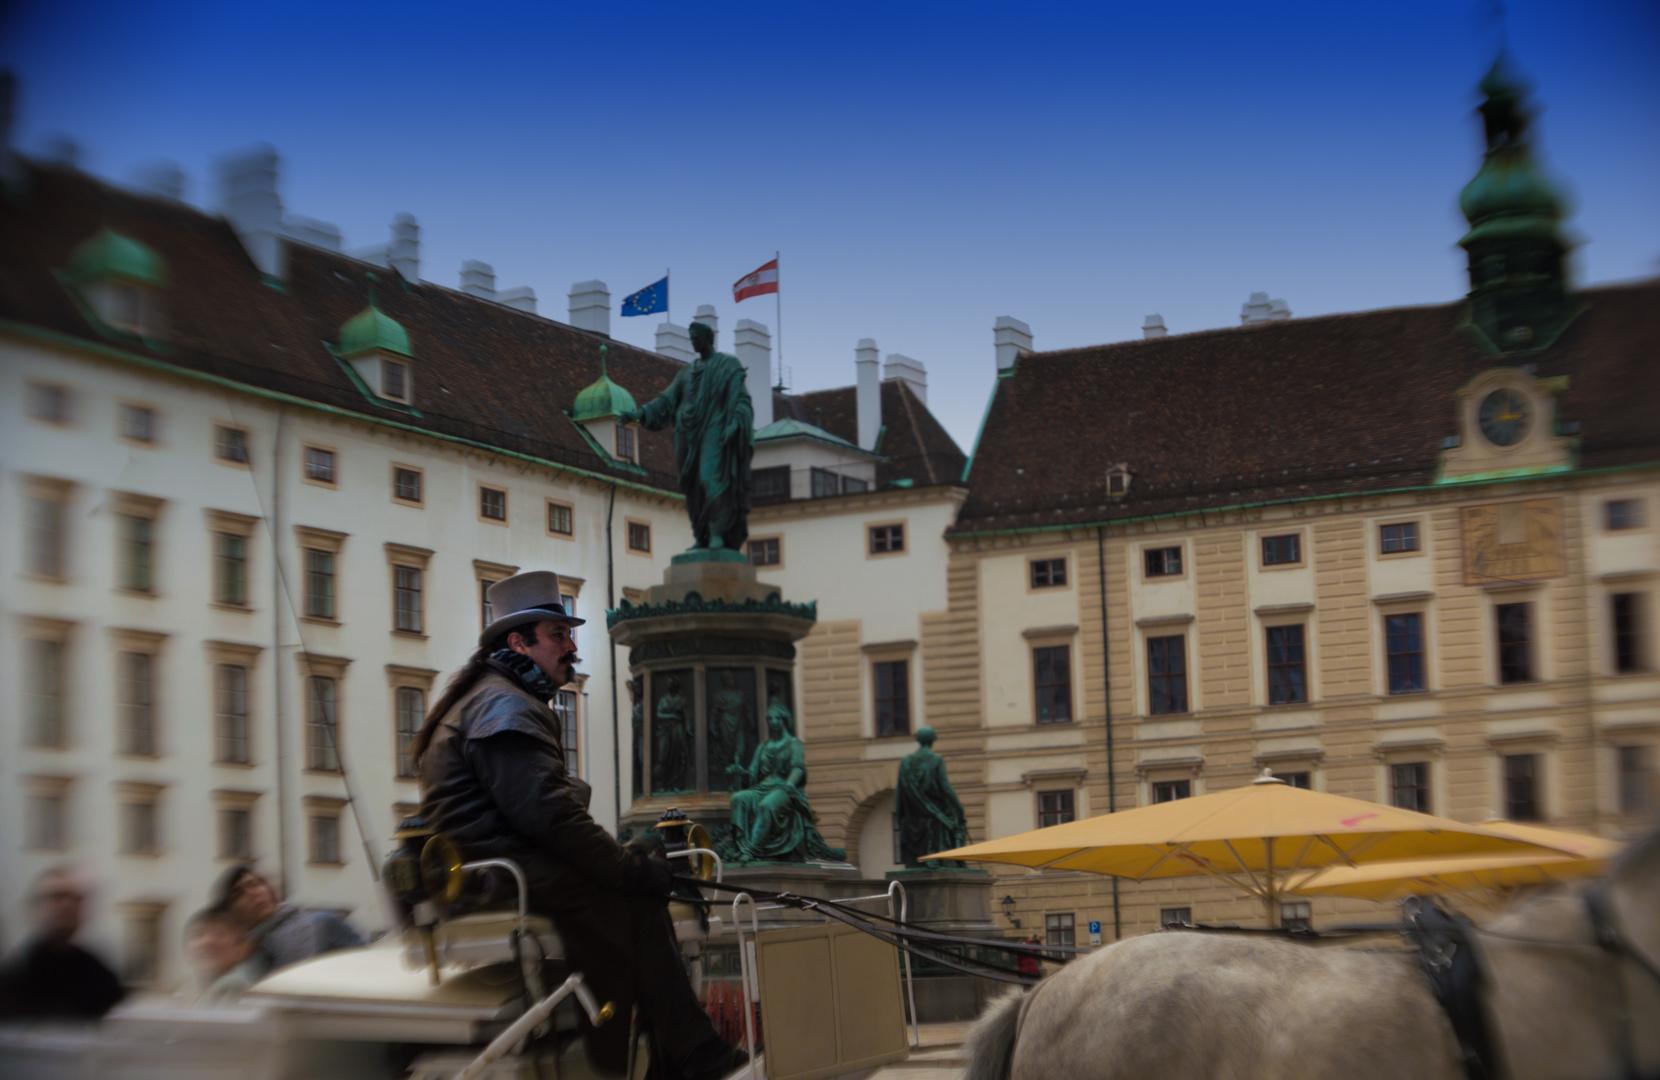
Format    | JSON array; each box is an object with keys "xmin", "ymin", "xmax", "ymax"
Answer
[{"xmin": 485, "ymin": 648, "xmax": 559, "ymax": 703}]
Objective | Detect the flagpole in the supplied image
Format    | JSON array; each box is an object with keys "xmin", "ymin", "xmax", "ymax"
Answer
[
  {"xmin": 774, "ymin": 250, "xmax": 783, "ymax": 388},
  {"xmin": 665, "ymin": 268, "xmax": 670, "ymax": 327}
]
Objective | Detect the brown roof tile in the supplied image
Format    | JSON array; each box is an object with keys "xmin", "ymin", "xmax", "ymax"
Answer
[
  {"xmin": 778, "ymin": 381, "xmax": 966, "ymax": 489},
  {"xmin": 952, "ymin": 280, "xmax": 1660, "ymax": 535}
]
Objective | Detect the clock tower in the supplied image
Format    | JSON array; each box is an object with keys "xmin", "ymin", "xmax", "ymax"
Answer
[{"xmin": 1457, "ymin": 56, "xmax": 1577, "ymax": 354}]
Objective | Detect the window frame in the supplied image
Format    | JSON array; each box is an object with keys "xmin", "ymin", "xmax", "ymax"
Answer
[
  {"xmin": 1495, "ymin": 600, "xmax": 1536, "ymax": 684},
  {"xmin": 26, "ymin": 380, "xmax": 72, "ymax": 425},
  {"xmin": 1390, "ymin": 761, "xmax": 1431, "ymax": 814},
  {"xmin": 1259, "ymin": 531, "xmax": 1304, "ymax": 569},
  {"xmin": 23, "ymin": 621, "xmax": 72, "ymax": 749},
  {"xmin": 1617, "ymin": 745, "xmax": 1652, "ymax": 816},
  {"xmin": 626, "ymin": 518, "xmax": 653, "ymax": 555},
  {"xmin": 386, "ymin": 663, "xmax": 438, "ymax": 782},
  {"xmin": 118, "ymin": 402, "xmax": 158, "ymax": 445},
  {"xmin": 1031, "ymin": 641, "xmax": 1074, "ymax": 725},
  {"xmin": 1146, "ymin": 633, "xmax": 1189, "ymax": 715},
  {"xmin": 215, "ymin": 662, "xmax": 252, "ymax": 765},
  {"xmin": 23, "ymin": 476, "xmax": 73, "ymax": 581},
  {"xmin": 116, "ymin": 782, "xmax": 164, "ymax": 856},
  {"xmin": 307, "ymin": 807, "xmax": 344, "ymax": 865},
  {"xmin": 119, "ymin": 903, "xmax": 166, "ymax": 987},
  {"xmin": 1378, "ymin": 519, "xmax": 1424, "ymax": 557},
  {"xmin": 747, "ymin": 536, "xmax": 783, "ymax": 568},
  {"xmin": 110, "ymin": 492, "xmax": 163, "ymax": 596},
  {"xmin": 1160, "ymin": 907, "xmax": 1192, "ymax": 928},
  {"xmin": 1502, "ymin": 752, "xmax": 1543, "ymax": 822},
  {"xmin": 1611, "ymin": 591, "xmax": 1647, "ymax": 674},
  {"xmin": 870, "ymin": 654, "xmax": 912, "ymax": 738},
  {"xmin": 478, "ymin": 483, "xmax": 508, "ymax": 524},
  {"xmin": 1605, "ymin": 498, "xmax": 1646, "ymax": 531},
  {"xmin": 391, "ymin": 463, "xmax": 424, "ymax": 507},
  {"xmin": 546, "ymin": 498, "xmax": 575, "ymax": 538},
  {"xmin": 1264, "ymin": 622, "xmax": 1309, "ymax": 706},
  {"xmin": 385, "ymin": 543, "xmax": 433, "ymax": 637},
  {"xmin": 1029, "ymin": 556, "xmax": 1068, "ymax": 590},
  {"xmin": 24, "ymin": 775, "xmax": 71, "ymax": 851},
  {"xmin": 207, "ymin": 509, "xmax": 259, "ymax": 610},
  {"xmin": 614, "ymin": 424, "xmax": 637, "ymax": 463},
  {"xmin": 751, "ymin": 465, "xmax": 792, "ymax": 505},
  {"xmin": 867, "ymin": 521, "xmax": 907, "ymax": 557},
  {"xmin": 381, "ymin": 358, "xmax": 410, "ymax": 402},
  {"xmin": 1384, "ymin": 611, "xmax": 1427, "ymax": 695},
  {"xmin": 1143, "ymin": 544, "xmax": 1184, "ymax": 579},
  {"xmin": 214, "ymin": 424, "xmax": 251, "ymax": 467},
  {"xmin": 1036, "ymin": 788, "xmax": 1076, "ymax": 828},
  {"xmin": 300, "ymin": 654, "xmax": 350, "ymax": 774},
  {"xmin": 302, "ymin": 444, "xmax": 338, "ymax": 488},
  {"xmin": 1151, "ymin": 778, "xmax": 1192, "ymax": 803}
]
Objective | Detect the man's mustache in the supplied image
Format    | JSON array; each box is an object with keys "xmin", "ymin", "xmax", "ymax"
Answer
[{"xmin": 559, "ymin": 650, "xmax": 581, "ymax": 671}]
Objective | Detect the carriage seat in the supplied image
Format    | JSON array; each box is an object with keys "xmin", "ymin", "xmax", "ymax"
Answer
[{"xmin": 404, "ymin": 910, "xmax": 566, "ymax": 971}]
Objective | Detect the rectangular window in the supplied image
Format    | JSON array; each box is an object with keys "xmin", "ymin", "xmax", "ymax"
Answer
[
  {"xmin": 1504, "ymin": 753, "xmax": 1541, "ymax": 821},
  {"xmin": 1391, "ymin": 762, "xmax": 1430, "ymax": 813},
  {"xmin": 395, "ymin": 686, "xmax": 424, "ymax": 779},
  {"xmin": 1033, "ymin": 645, "xmax": 1073, "ymax": 724},
  {"xmin": 27, "ymin": 639, "xmax": 66, "ymax": 748},
  {"xmin": 382, "ymin": 360, "xmax": 407, "ymax": 400},
  {"xmin": 306, "ymin": 675, "xmax": 340, "ymax": 772},
  {"xmin": 1044, "ymin": 913, "xmax": 1075, "ymax": 955},
  {"xmin": 1160, "ymin": 907, "xmax": 1192, "ymax": 928},
  {"xmin": 120, "ymin": 404, "xmax": 156, "ymax": 442},
  {"xmin": 547, "ymin": 500, "xmax": 574, "ymax": 536},
  {"xmin": 748, "ymin": 538, "xmax": 781, "ymax": 566},
  {"xmin": 1613, "ymin": 593, "xmax": 1644, "ymax": 673},
  {"xmin": 122, "ymin": 908, "xmax": 162, "ymax": 985},
  {"xmin": 874, "ymin": 659, "xmax": 910, "ymax": 737},
  {"xmin": 304, "ymin": 446, "xmax": 336, "ymax": 484},
  {"xmin": 27, "ymin": 792, "xmax": 66, "ymax": 851},
  {"xmin": 215, "ymin": 664, "xmax": 250, "ymax": 764},
  {"xmin": 841, "ymin": 475, "xmax": 869, "ymax": 495},
  {"xmin": 394, "ymin": 467, "xmax": 423, "ymax": 504},
  {"xmin": 480, "ymin": 486, "xmax": 507, "ymax": 522},
  {"xmin": 215, "ymin": 425, "xmax": 249, "ymax": 464},
  {"xmin": 309, "ymin": 813, "xmax": 341, "ymax": 864},
  {"xmin": 562, "ymin": 592, "xmax": 577, "ymax": 624},
  {"xmin": 1280, "ymin": 902, "xmax": 1313, "ymax": 932},
  {"xmin": 1031, "ymin": 558, "xmax": 1067, "ymax": 588},
  {"xmin": 26, "ymin": 493, "xmax": 66, "ymax": 578},
  {"xmin": 215, "ymin": 533, "xmax": 247, "ymax": 605},
  {"xmin": 1274, "ymin": 770, "xmax": 1312, "ymax": 789},
  {"xmin": 1147, "ymin": 635, "xmax": 1188, "ymax": 715},
  {"xmin": 305, "ymin": 549, "xmax": 335, "ymax": 619},
  {"xmin": 752, "ymin": 466, "xmax": 791, "ymax": 504},
  {"xmin": 1618, "ymin": 746, "xmax": 1651, "ymax": 816},
  {"xmin": 219, "ymin": 808, "xmax": 252, "ymax": 860},
  {"xmin": 480, "ymin": 579, "xmax": 497, "ymax": 630},
  {"xmin": 1380, "ymin": 521, "xmax": 1420, "ymax": 553},
  {"xmin": 121, "ymin": 798, "xmax": 158, "ymax": 855},
  {"xmin": 1385, "ymin": 613, "xmax": 1425, "ymax": 694},
  {"xmin": 556, "ymin": 689, "xmax": 580, "ymax": 778},
  {"xmin": 1261, "ymin": 533, "xmax": 1301, "ymax": 566},
  {"xmin": 118, "ymin": 514, "xmax": 153, "ymax": 592},
  {"xmin": 869, "ymin": 524, "xmax": 905, "ymax": 554},
  {"xmin": 1606, "ymin": 499, "xmax": 1644, "ymax": 531},
  {"xmin": 395, "ymin": 565, "xmax": 424, "ymax": 633},
  {"xmin": 628, "ymin": 521, "xmax": 652, "ymax": 553},
  {"xmin": 118, "ymin": 651, "xmax": 155, "ymax": 757},
  {"xmin": 28, "ymin": 381, "xmax": 70, "ymax": 422},
  {"xmin": 1037, "ymin": 789, "xmax": 1075, "ymax": 828},
  {"xmin": 1152, "ymin": 779, "xmax": 1191, "ymax": 803},
  {"xmin": 1144, "ymin": 546, "xmax": 1182, "ymax": 578},
  {"xmin": 1496, "ymin": 602, "xmax": 1534, "ymax": 684},
  {"xmin": 615, "ymin": 425, "xmax": 636, "ymax": 462},
  {"xmin": 811, "ymin": 468, "xmax": 842, "ymax": 498},
  {"xmin": 1265, "ymin": 625, "xmax": 1307, "ymax": 705}
]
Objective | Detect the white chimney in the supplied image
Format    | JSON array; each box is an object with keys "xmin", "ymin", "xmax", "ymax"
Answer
[
  {"xmin": 568, "ymin": 280, "xmax": 610, "ymax": 335},
  {"xmin": 283, "ymin": 214, "xmax": 341, "ymax": 251},
  {"xmin": 1143, "ymin": 314, "xmax": 1168, "ymax": 339},
  {"xmin": 1267, "ymin": 298, "xmax": 1291, "ymax": 321},
  {"xmin": 131, "ymin": 160, "xmax": 185, "ymax": 201},
  {"xmin": 461, "ymin": 260, "xmax": 496, "ymax": 300},
  {"xmin": 498, "ymin": 286, "xmax": 536, "ymax": 314},
  {"xmin": 349, "ymin": 243, "xmax": 389, "ymax": 268},
  {"xmin": 216, "ymin": 144, "xmax": 284, "ymax": 279},
  {"xmin": 389, "ymin": 213, "xmax": 419, "ymax": 283},
  {"xmin": 883, "ymin": 354, "xmax": 927, "ymax": 405},
  {"xmin": 856, "ymin": 338, "xmax": 880, "ymax": 451},
  {"xmin": 1241, "ymin": 292, "xmax": 1289, "ymax": 325},
  {"xmin": 656, "ymin": 322, "xmax": 694, "ymax": 362},
  {"xmin": 734, "ymin": 320, "xmax": 774, "ymax": 429},
  {"xmin": 993, "ymin": 316, "xmax": 1032, "ymax": 373},
  {"xmin": 693, "ymin": 304, "xmax": 718, "ymax": 341}
]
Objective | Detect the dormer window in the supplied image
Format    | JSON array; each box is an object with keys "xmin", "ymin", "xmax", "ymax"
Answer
[
  {"xmin": 615, "ymin": 425, "xmax": 637, "ymax": 463},
  {"xmin": 1106, "ymin": 463, "xmax": 1132, "ymax": 499},
  {"xmin": 69, "ymin": 228, "xmax": 167, "ymax": 340},
  {"xmin": 382, "ymin": 360, "xmax": 408, "ymax": 401}
]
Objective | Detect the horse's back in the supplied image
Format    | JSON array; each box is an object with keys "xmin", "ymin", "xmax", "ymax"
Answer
[{"xmin": 1010, "ymin": 931, "xmax": 1464, "ymax": 1080}]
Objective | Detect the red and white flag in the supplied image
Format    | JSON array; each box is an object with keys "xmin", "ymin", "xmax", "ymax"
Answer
[{"xmin": 733, "ymin": 258, "xmax": 779, "ymax": 303}]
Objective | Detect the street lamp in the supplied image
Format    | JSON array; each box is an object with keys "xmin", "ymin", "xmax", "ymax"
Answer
[{"xmin": 1000, "ymin": 895, "xmax": 1021, "ymax": 928}]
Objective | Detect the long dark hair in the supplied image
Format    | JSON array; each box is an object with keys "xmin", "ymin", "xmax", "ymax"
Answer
[{"xmin": 411, "ymin": 643, "xmax": 493, "ymax": 766}]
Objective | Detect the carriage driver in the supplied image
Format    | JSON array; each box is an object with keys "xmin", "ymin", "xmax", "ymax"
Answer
[{"xmin": 413, "ymin": 571, "xmax": 745, "ymax": 1080}]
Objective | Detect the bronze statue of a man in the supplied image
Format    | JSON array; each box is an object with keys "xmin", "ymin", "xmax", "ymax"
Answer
[
  {"xmin": 618, "ymin": 321, "xmax": 753, "ymax": 552},
  {"xmin": 895, "ymin": 726, "xmax": 969, "ymax": 868}
]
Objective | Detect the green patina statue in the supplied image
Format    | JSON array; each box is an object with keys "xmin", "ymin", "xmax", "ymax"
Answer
[
  {"xmin": 618, "ymin": 321, "xmax": 753, "ymax": 552},
  {"xmin": 895, "ymin": 726, "xmax": 969, "ymax": 868},
  {"xmin": 725, "ymin": 696, "xmax": 845, "ymax": 863}
]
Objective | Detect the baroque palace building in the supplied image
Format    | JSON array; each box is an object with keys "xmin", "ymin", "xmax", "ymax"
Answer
[
  {"xmin": 886, "ymin": 61, "xmax": 1659, "ymax": 942},
  {"xmin": 0, "ymin": 128, "xmax": 964, "ymax": 989}
]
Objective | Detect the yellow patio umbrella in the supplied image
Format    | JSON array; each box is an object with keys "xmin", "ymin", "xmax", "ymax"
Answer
[
  {"xmin": 1289, "ymin": 820, "xmax": 1623, "ymax": 901},
  {"xmin": 929, "ymin": 771, "xmax": 1569, "ymax": 927}
]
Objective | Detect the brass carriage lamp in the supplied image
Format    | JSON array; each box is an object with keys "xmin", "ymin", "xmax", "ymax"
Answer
[{"xmin": 1001, "ymin": 895, "xmax": 1021, "ymax": 928}]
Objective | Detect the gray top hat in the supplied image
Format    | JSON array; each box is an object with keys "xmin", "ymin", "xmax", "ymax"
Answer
[{"xmin": 480, "ymin": 571, "xmax": 585, "ymax": 646}]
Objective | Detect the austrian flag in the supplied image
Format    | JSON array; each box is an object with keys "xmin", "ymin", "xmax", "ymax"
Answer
[{"xmin": 733, "ymin": 258, "xmax": 779, "ymax": 303}]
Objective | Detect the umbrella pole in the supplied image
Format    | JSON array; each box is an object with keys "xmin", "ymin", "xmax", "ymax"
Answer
[{"xmin": 1263, "ymin": 837, "xmax": 1278, "ymax": 929}]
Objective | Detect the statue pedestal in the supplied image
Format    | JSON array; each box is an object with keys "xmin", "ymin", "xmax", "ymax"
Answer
[{"xmin": 885, "ymin": 869, "xmax": 1004, "ymax": 1022}]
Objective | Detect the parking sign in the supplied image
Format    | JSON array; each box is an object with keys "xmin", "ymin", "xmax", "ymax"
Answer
[{"xmin": 1088, "ymin": 920, "xmax": 1102, "ymax": 945}]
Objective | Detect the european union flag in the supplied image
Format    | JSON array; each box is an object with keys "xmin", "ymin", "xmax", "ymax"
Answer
[{"xmin": 621, "ymin": 276, "xmax": 668, "ymax": 317}]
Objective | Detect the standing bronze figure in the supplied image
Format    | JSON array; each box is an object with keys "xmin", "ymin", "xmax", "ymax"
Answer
[
  {"xmin": 895, "ymin": 726, "xmax": 969, "ymax": 868},
  {"xmin": 619, "ymin": 321, "xmax": 753, "ymax": 552}
]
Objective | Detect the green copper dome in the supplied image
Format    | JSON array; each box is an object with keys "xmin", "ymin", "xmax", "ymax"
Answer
[
  {"xmin": 571, "ymin": 372, "xmax": 637, "ymax": 422},
  {"xmin": 70, "ymin": 228, "xmax": 167, "ymax": 287},
  {"xmin": 1459, "ymin": 58, "xmax": 1564, "ymax": 239},
  {"xmin": 338, "ymin": 304, "xmax": 412, "ymax": 359}
]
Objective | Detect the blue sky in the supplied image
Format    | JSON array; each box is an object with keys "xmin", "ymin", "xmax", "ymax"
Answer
[{"xmin": 4, "ymin": 0, "xmax": 1656, "ymax": 452}]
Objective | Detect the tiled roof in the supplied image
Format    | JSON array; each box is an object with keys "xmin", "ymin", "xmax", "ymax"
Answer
[
  {"xmin": 952, "ymin": 281, "xmax": 1660, "ymax": 535},
  {"xmin": 774, "ymin": 381, "xmax": 968, "ymax": 489}
]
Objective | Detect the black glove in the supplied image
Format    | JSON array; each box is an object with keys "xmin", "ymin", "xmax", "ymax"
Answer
[{"xmin": 620, "ymin": 851, "xmax": 674, "ymax": 900}]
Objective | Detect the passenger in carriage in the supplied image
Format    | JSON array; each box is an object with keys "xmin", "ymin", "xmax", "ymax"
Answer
[
  {"xmin": 185, "ymin": 904, "xmax": 267, "ymax": 1005},
  {"xmin": 212, "ymin": 865, "xmax": 364, "ymax": 971},
  {"xmin": 413, "ymin": 571, "xmax": 746, "ymax": 1080}
]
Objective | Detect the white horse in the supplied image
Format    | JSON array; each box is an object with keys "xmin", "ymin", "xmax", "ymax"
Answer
[{"xmin": 964, "ymin": 825, "xmax": 1660, "ymax": 1080}]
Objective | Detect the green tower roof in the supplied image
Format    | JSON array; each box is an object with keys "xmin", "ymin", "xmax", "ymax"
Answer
[
  {"xmin": 1458, "ymin": 57, "xmax": 1564, "ymax": 244},
  {"xmin": 338, "ymin": 304, "xmax": 413, "ymax": 359},
  {"xmin": 70, "ymin": 228, "xmax": 167, "ymax": 287},
  {"xmin": 571, "ymin": 370, "xmax": 637, "ymax": 422}
]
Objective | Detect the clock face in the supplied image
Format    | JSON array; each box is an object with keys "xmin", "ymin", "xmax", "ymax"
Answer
[{"xmin": 1478, "ymin": 388, "xmax": 1530, "ymax": 447}]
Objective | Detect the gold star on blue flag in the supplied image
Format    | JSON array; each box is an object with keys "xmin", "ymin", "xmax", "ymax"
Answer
[{"xmin": 621, "ymin": 276, "xmax": 667, "ymax": 317}]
